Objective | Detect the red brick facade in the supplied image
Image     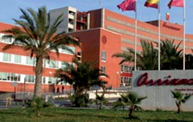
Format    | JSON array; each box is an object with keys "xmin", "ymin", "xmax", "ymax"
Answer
[{"xmin": 1, "ymin": 7, "xmax": 193, "ymax": 93}]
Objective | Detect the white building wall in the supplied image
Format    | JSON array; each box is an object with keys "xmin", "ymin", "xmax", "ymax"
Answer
[
  {"xmin": 132, "ymin": 70, "xmax": 193, "ymax": 111},
  {"xmin": 49, "ymin": 6, "xmax": 77, "ymax": 33}
]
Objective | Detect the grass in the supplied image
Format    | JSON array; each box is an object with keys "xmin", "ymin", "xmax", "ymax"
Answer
[{"xmin": 0, "ymin": 107, "xmax": 193, "ymax": 122}]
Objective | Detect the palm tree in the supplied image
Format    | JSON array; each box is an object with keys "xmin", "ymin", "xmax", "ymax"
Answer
[
  {"xmin": 1, "ymin": 6, "xmax": 80, "ymax": 98},
  {"xmin": 113, "ymin": 97, "xmax": 127, "ymax": 110},
  {"xmin": 26, "ymin": 97, "xmax": 51, "ymax": 116},
  {"xmin": 112, "ymin": 40, "xmax": 158, "ymax": 70},
  {"xmin": 171, "ymin": 91, "xmax": 191, "ymax": 113},
  {"xmin": 113, "ymin": 92, "xmax": 147, "ymax": 118},
  {"xmin": 185, "ymin": 52, "xmax": 193, "ymax": 69},
  {"xmin": 95, "ymin": 91, "xmax": 107, "ymax": 109},
  {"xmin": 160, "ymin": 39, "xmax": 183, "ymax": 70},
  {"xmin": 55, "ymin": 58, "xmax": 107, "ymax": 107}
]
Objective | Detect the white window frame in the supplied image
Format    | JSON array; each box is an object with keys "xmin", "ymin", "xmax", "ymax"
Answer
[
  {"xmin": 101, "ymin": 51, "xmax": 106, "ymax": 62},
  {"xmin": 101, "ymin": 66, "xmax": 106, "ymax": 74},
  {"xmin": 14, "ymin": 55, "xmax": 22, "ymax": 64},
  {"xmin": 3, "ymin": 53, "xmax": 12, "ymax": 62}
]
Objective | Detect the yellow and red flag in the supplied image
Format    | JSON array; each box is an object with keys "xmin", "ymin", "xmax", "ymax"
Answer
[{"xmin": 144, "ymin": 0, "xmax": 159, "ymax": 9}]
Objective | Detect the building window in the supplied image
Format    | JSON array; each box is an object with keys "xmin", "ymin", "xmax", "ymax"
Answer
[
  {"xmin": 25, "ymin": 75, "xmax": 35, "ymax": 83},
  {"xmin": 3, "ymin": 37, "xmax": 12, "ymax": 43},
  {"xmin": 0, "ymin": 72, "xmax": 8, "ymax": 80},
  {"xmin": 60, "ymin": 46, "xmax": 75, "ymax": 55},
  {"xmin": 48, "ymin": 60, "xmax": 59, "ymax": 69},
  {"xmin": 8, "ymin": 73, "xmax": 21, "ymax": 81},
  {"xmin": 26, "ymin": 57, "xmax": 35, "ymax": 65},
  {"xmin": 121, "ymin": 76, "xmax": 132, "ymax": 86},
  {"xmin": 101, "ymin": 51, "xmax": 106, "ymax": 61},
  {"xmin": 77, "ymin": 51, "xmax": 82, "ymax": 62},
  {"xmin": 3, "ymin": 53, "xmax": 11, "ymax": 62},
  {"xmin": 0, "ymin": 72, "xmax": 20, "ymax": 82},
  {"xmin": 42, "ymin": 77, "xmax": 46, "ymax": 84},
  {"xmin": 48, "ymin": 77, "xmax": 57, "ymax": 84},
  {"xmin": 14, "ymin": 55, "xmax": 21, "ymax": 64},
  {"xmin": 61, "ymin": 62, "xmax": 67, "ymax": 69},
  {"xmin": 121, "ymin": 65, "xmax": 133, "ymax": 73},
  {"xmin": 101, "ymin": 66, "xmax": 106, "ymax": 74}
]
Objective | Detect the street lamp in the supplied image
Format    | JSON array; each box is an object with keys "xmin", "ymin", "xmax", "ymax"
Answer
[
  {"xmin": 22, "ymin": 76, "xmax": 26, "ymax": 107},
  {"xmin": 116, "ymin": 72, "xmax": 119, "ymax": 90},
  {"xmin": 116, "ymin": 71, "xmax": 123, "ymax": 90}
]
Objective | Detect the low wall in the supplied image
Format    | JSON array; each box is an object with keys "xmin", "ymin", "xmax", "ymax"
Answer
[{"xmin": 132, "ymin": 70, "xmax": 193, "ymax": 111}]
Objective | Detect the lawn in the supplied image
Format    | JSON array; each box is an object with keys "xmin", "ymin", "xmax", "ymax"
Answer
[{"xmin": 0, "ymin": 107, "xmax": 193, "ymax": 122}]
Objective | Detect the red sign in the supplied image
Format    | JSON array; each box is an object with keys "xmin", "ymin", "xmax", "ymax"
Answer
[
  {"xmin": 137, "ymin": 73, "xmax": 193, "ymax": 86},
  {"xmin": 163, "ymin": 22, "xmax": 180, "ymax": 31}
]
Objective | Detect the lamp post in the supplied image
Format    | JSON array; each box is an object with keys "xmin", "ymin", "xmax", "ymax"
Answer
[
  {"xmin": 49, "ymin": 71, "xmax": 53, "ymax": 93},
  {"xmin": 22, "ymin": 79, "xmax": 26, "ymax": 107},
  {"xmin": 116, "ymin": 72, "xmax": 119, "ymax": 90},
  {"xmin": 11, "ymin": 81, "xmax": 18, "ymax": 101}
]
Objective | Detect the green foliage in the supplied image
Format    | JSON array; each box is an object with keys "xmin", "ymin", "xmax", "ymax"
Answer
[
  {"xmin": 112, "ymin": 39, "xmax": 186, "ymax": 70},
  {"xmin": 112, "ymin": 40, "xmax": 158, "ymax": 70},
  {"xmin": 56, "ymin": 58, "xmax": 107, "ymax": 107},
  {"xmin": 113, "ymin": 92, "xmax": 147, "ymax": 118},
  {"xmin": 94, "ymin": 91, "xmax": 107, "ymax": 109},
  {"xmin": 1, "ymin": 6, "xmax": 80, "ymax": 97},
  {"xmin": 185, "ymin": 53, "xmax": 193, "ymax": 69},
  {"xmin": 26, "ymin": 97, "xmax": 52, "ymax": 116},
  {"xmin": 171, "ymin": 91, "xmax": 191, "ymax": 113},
  {"xmin": 1, "ymin": 108, "xmax": 193, "ymax": 122},
  {"xmin": 68, "ymin": 93, "xmax": 90, "ymax": 107},
  {"xmin": 160, "ymin": 39, "xmax": 183, "ymax": 70}
]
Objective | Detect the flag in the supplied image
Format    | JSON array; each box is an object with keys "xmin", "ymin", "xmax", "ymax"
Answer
[
  {"xmin": 166, "ymin": 13, "xmax": 170, "ymax": 21},
  {"xmin": 144, "ymin": 0, "xmax": 158, "ymax": 9},
  {"xmin": 168, "ymin": 0, "xmax": 184, "ymax": 9},
  {"xmin": 117, "ymin": 0, "xmax": 136, "ymax": 11}
]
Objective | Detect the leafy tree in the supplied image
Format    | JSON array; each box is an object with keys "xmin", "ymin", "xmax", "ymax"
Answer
[
  {"xmin": 1, "ymin": 6, "xmax": 80, "ymax": 98},
  {"xmin": 171, "ymin": 91, "xmax": 191, "ymax": 113},
  {"xmin": 113, "ymin": 92, "xmax": 146, "ymax": 118},
  {"xmin": 112, "ymin": 40, "xmax": 158, "ymax": 70},
  {"xmin": 56, "ymin": 58, "xmax": 107, "ymax": 107},
  {"xmin": 160, "ymin": 39, "xmax": 183, "ymax": 70}
]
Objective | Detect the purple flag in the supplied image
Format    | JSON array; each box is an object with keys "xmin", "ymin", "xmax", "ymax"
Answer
[{"xmin": 117, "ymin": 0, "xmax": 136, "ymax": 11}]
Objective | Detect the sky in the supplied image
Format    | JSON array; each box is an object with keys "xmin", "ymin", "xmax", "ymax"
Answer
[{"xmin": 0, "ymin": 0, "xmax": 193, "ymax": 34}]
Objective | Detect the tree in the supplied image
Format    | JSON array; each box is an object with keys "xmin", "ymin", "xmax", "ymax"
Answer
[
  {"xmin": 55, "ymin": 58, "xmax": 107, "ymax": 107},
  {"xmin": 1, "ymin": 6, "xmax": 80, "ymax": 98},
  {"xmin": 113, "ymin": 92, "xmax": 147, "ymax": 118},
  {"xmin": 171, "ymin": 91, "xmax": 191, "ymax": 113},
  {"xmin": 160, "ymin": 39, "xmax": 183, "ymax": 70},
  {"xmin": 112, "ymin": 39, "xmax": 184, "ymax": 70},
  {"xmin": 185, "ymin": 52, "xmax": 193, "ymax": 69},
  {"xmin": 95, "ymin": 91, "xmax": 107, "ymax": 109},
  {"xmin": 26, "ymin": 97, "xmax": 51, "ymax": 116},
  {"xmin": 112, "ymin": 40, "xmax": 158, "ymax": 70}
]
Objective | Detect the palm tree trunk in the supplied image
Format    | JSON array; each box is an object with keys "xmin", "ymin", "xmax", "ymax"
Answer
[
  {"xmin": 129, "ymin": 106, "xmax": 134, "ymax": 118},
  {"xmin": 177, "ymin": 104, "xmax": 181, "ymax": 113},
  {"xmin": 34, "ymin": 56, "xmax": 43, "ymax": 98},
  {"xmin": 74, "ymin": 87, "xmax": 84, "ymax": 107},
  {"xmin": 100, "ymin": 102, "xmax": 103, "ymax": 109}
]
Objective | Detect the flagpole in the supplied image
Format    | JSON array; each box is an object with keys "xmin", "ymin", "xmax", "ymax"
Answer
[
  {"xmin": 158, "ymin": 0, "xmax": 161, "ymax": 71},
  {"xmin": 134, "ymin": 0, "xmax": 137, "ymax": 71},
  {"xmin": 183, "ymin": 0, "xmax": 186, "ymax": 70}
]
